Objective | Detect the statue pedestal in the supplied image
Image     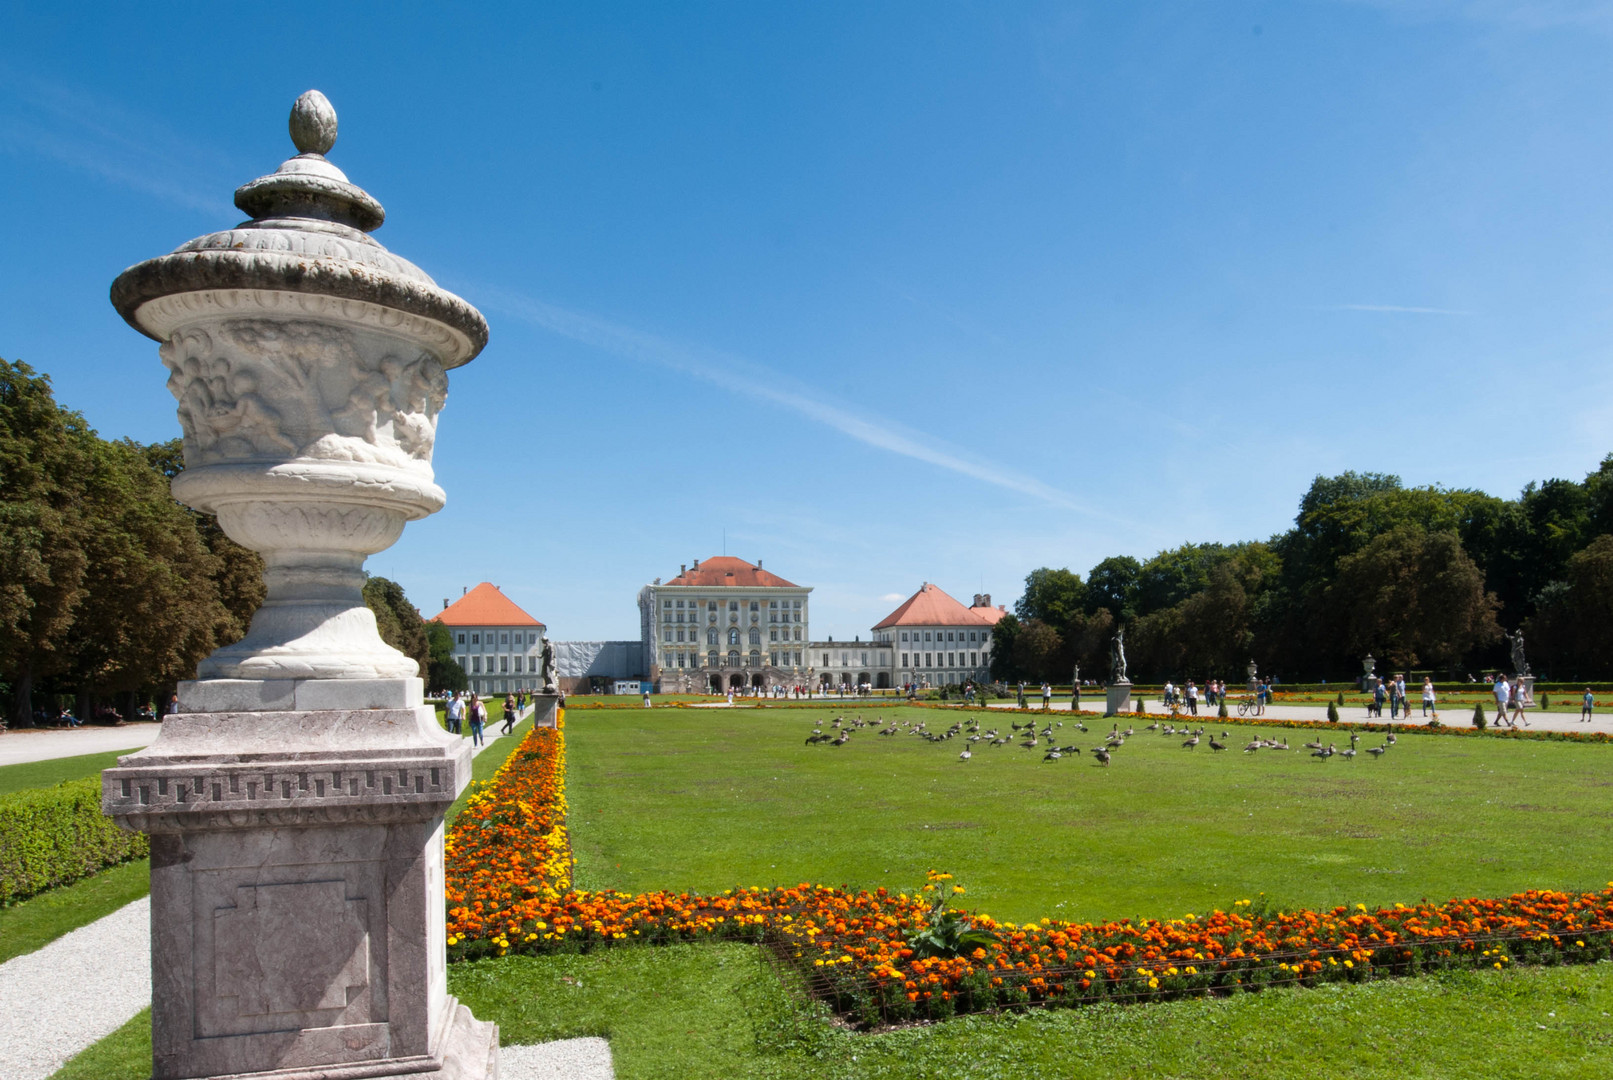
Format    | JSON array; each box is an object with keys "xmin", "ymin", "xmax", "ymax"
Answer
[
  {"xmin": 531, "ymin": 692, "xmax": 560, "ymax": 728},
  {"xmin": 1105, "ymin": 680, "xmax": 1132, "ymax": 717},
  {"xmin": 103, "ymin": 699, "xmax": 497, "ymax": 1079},
  {"xmin": 1521, "ymin": 675, "xmax": 1537, "ymax": 706}
]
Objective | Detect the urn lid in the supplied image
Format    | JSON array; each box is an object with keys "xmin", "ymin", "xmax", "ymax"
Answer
[{"xmin": 110, "ymin": 91, "xmax": 488, "ymax": 367}]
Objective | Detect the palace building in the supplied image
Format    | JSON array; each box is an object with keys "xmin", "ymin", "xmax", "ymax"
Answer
[
  {"xmin": 638, "ymin": 557, "xmax": 812, "ymax": 692},
  {"xmin": 872, "ymin": 583, "xmax": 1005, "ymax": 689},
  {"xmin": 431, "ymin": 582, "xmax": 547, "ymax": 697}
]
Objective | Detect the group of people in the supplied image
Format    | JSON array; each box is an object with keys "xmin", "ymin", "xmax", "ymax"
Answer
[
  {"xmin": 442, "ymin": 690, "xmax": 522, "ymax": 746},
  {"xmin": 1367, "ymin": 675, "xmax": 1436, "ymax": 720}
]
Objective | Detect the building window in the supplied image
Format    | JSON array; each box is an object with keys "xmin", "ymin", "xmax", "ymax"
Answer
[
  {"xmin": 794, "ymin": 651, "xmax": 802, "ymax": 665},
  {"xmin": 769, "ymin": 600, "xmax": 777, "ymax": 609},
  {"xmin": 901, "ymin": 631, "xmax": 909, "ymax": 642},
  {"xmin": 948, "ymin": 653, "xmax": 956, "ymax": 666},
  {"xmin": 457, "ymin": 633, "xmax": 465, "ymax": 645},
  {"xmin": 676, "ymin": 599, "xmax": 684, "ymax": 609},
  {"xmin": 925, "ymin": 653, "xmax": 933, "ymax": 667},
  {"xmin": 664, "ymin": 629, "xmax": 672, "ymax": 642},
  {"xmin": 500, "ymin": 655, "xmax": 509, "ymax": 673},
  {"xmin": 770, "ymin": 651, "xmax": 778, "ymax": 666},
  {"xmin": 860, "ymin": 652, "xmax": 868, "ymax": 665},
  {"xmin": 727, "ymin": 650, "xmax": 740, "ymax": 667},
  {"xmin": 708, "ymin": 650, "xmax": 718, "ymax": 667},
  {"xmin": 471, "ymin": 633, "xmax": 479, "ymax": 645},
  {"xmin": 793, "ymin": 629, "xmax": 801, "ymax": 641},
  {"xmin": 707, "ymin": 628, "xmax": 718, "ymax": 647},
  {"xmin": 729, "ymin": 628, "xmax": 740, "ymax": 646},
  {"xmin": 793, "ymin": 600, "xmax": 801, "ymax": 609},
  {"xmin": 664, "ymin": 600, "xmax": 672, "ymax": 609},
  {"xmin": 971, "ymin": 652, "xmax": 979, "ymax": 666},
  {"xmin": 501, "ymin": 632, "xmax": 510, "ymax": 645},
  {"xmin": 794, "ymin": 612, "xmax": 801, "ymax": 623},
  {"xmin": 770, "ymin": 629, "xmax": 778, "ymax": 642},
  {"xmin": 924, "ymin": 631, "xmax": 932, "ymax": 642},
  {"xmin": 749, "ymin": 627, "xmax": 761, "ymax": 646},
  {"xmin": 969, "ymin": 631, "xmax": 978, "ymax": 642},
  {"xmin": 729, "ymin": 600, "xmax": 738, "ymax": 612},
  {"xmin": 749, "ymin": 649, "xmax": 761, "ymax": 666},
  {"xmin": 902, "ymin": 653, "xmax": 909, "ymax": 667},
  {"xmin": 676, "ymin": 629, "xmax": 685, "ymax": 642},
  {"xmin": 823, "ymin": 653, "xmax": 830, "ymax": 666},
  {"xmin": 472, "ymin": 656, "xmax": 482, "ymax": 673},
  {"xmin": 709, "ymin": 601, "xmax": 717, "ymax": 611},
  {"xmin": 750, "ymin": 601, "xmax": 759, "ymax": 612}
]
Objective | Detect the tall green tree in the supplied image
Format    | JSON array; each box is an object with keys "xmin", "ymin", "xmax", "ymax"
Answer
[
  {"xmin": 363, "ymin": 576, "xmax": 431, "ymax": 676},
  {"xmin": 1085, "ymin": 555, "xmax": 1141, "ymax": 618},
  {"xmin": 426, "ymin": 621, "xmax": 468, "ymax": 693},
  {"xmin": 1015, "ymin": 568, "xmax": 1087, "ymax": 629},
  {"xmin": 1526, "ymin": 534, "xmax": 1613, "ymax": 679}
]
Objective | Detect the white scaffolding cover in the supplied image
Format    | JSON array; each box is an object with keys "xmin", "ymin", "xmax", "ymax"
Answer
[{"xmin": 553, "ymin": 640, "xmax": 644, "ymax": 679}]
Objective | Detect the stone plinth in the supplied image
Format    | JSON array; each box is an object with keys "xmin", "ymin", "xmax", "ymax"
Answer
[
  {"xmin": 530, "ymin": 693, "xmax": 560, "ymax": 729},
  {"xmin": 1105, "ymin": 680, "xmax": 1132, "ymax": 717},
  {"xmin": 104, "ymin": 704, "xmax": 495, "ymax": 1079}
]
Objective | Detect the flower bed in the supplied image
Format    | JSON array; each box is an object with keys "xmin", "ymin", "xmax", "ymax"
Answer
[{"xmin": 443, "ymin": 711, "xmax": 1613, "ymax": 1025}]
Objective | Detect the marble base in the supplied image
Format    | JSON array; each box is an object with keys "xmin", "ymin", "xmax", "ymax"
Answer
[
  {"xmin": 530, "ymin": 693, "xmax": 560, "ymax": 729},
  {"xmin": 1105, "ymin": 681, "xmax": 1132, "ymax": 717},
  {"xmin": 104, "ymin": 703, "xmax": 495, "ymax": 1080},
  {"xmin": 178, "ymin": 678, "xmax": 423, "ymax": 714}
]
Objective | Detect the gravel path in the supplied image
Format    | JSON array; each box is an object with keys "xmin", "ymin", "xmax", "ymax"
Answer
[
  {"xmin": 502, "ymin": 1038, "xmax": 615, "ymax": 1079},
  {"xmin": 0, "ymin": 724, "xmax": 160, "ymax": 767},
  {"xmin": 0, "ymin": 896, "xmax": 151, "ymax": 1080}
]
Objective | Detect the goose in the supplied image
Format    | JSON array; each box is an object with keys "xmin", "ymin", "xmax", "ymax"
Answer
[
  {"xmin": 1366, "ymin": 745, "xmax": 1388, "ymax": 758},
  {"xmin": 1386, "ymin": 731, "xmax": 1397, "ymax": 745},
  {"xmin": 1059, "ymin": 745, "xmax": 1081, "ymax": 755},
  {"xmin": 959, "ymin": 749, "xmax": 972, "ymax": 762},
  {"xmin": 1182, "ymin": 735, "xmax": 1200, "ymax": 750},
  {"xmin": 1339, "ymin": 747, "xmax": 1357, "ymax": 759},
  {"xmin": 1208, "ymin": 737, "xmax": 1227, "ymax": 752},
  {"xmin": 1094, "ymin": 747, "xmax": 1112, "ymax": 766},
  {"xmin": 1310, "ymin": 743, "xmax": 1334, "ymax": 760},
  {"xmin": 1075, "ymin": 721, "xmax": 1088, "ymax": 733},
  {"xmin": 1349, "ymin": 732, "xmax": 1360, "ymax": 747},
  {"xmin": 1124, "ymin": 727, "xmax": 1135, "ymax": 737},
  {"xmin": 1146, "ymin": 721, "xmax": 1161, "ymax": 732},
  {"xmin": 1303, "ymin": 739, "xmax": 1325, "ymax": 751},
  {"xmin": 1042, "ymin": 751, "xmax": 1062, "ymax": 762},
  {"xmin": 1243, "ymin": 740, "xmax": 1263, "ymax": 753}
]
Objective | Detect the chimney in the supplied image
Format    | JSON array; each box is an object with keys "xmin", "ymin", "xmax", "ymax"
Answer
[
  {"xmin": 462, "ymin": 586, "xmax": 467, "ymax": 595},
  {"xmin": 443, "ymin": 598, "xmax": 449, "ymax": 610},
  {"xmin": 758, "ymin": 559, "xmax": 763, "ymax": 568},
  {"xmin": 681, "ymin": 564, "xmax": 687, "ymax": 575},
  {"xmin": 693, "ymin": 558, "xmax": 700, "ymax": 569}
]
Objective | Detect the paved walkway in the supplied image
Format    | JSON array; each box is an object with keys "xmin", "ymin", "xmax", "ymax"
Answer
[
  {"xmin": 0, "ymin": 723, "xmax": 162, "ymax": 767},
  {"xmin": 988, "ymin": 697, "xmax": 1613, "ymax": 736}
]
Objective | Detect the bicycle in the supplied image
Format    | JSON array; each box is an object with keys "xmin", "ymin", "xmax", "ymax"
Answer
[{"xmin": 1236, "ymin": 694, "xmax": 1263, "ymax": 717}]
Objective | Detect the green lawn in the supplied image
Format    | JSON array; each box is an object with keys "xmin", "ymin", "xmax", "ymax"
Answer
[
  {"xmin": 566, "ymin": 705, "xmax": 1613, "ymax": 924},
  {"xmin": 55, "ymin": 950, "xmax": 1613, "ymax": 1080},
  {"xmin": 0, "ymin": 859, "xmax": 149, "ymax": 964},
  {"xmin": 0, "ymin": 746, "xmax": 146, "ymax": 796}
]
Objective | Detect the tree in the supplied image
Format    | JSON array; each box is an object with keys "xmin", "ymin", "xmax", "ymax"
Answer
[
  {"xmin": 1015, "ymin": 568, "xmax": 1086, "ymax": 630},
  {"xmin": 1326, "ymin": 527, "xmax": 1500, "ymax": 670},
  {"xmin": 0, "ymin": 360, "xmax": 92, "ymax": 726},
  {"xmin": 1526, "ymin": 534, "xmax": 1613, "ymax": 678},
  {"xmin": 363, "ymin": 576, "xmax": 431, "ymax": 676},
  {"xmin": 1086, "ymin": 556, "xmax": 1141, "ymax": 618},
  {"xmin": 427, "ymin": 621, "xmax": 468, "ymax": 693},
  {"xmin": 1011, "ymin": 619, "xmax": 1064, "ymax": 683},
  {"xmin": 988, "ymin": 613, "xmax": 1022, "ymax": 683}
]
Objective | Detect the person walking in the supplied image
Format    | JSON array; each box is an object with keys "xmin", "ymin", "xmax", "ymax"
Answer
[
  {"xmin": 445, "ymin": 692, "xmax": 464, "ymax": 735},
  {"xmin": 468, "ymin": 694, "xmax": 486, "ymax": 747},
  {"xmin": 1421, "ymin": 677, "xmax": 1435, "ymax": 718},
  {"xmin": 1042, "ymin": 682, "xmax": 1052, "ymax": 710},
  {"xmin": 501, "ymin": 694, "xmax": 516, "ymax": 736},
  {"xmin": 1372, "ymin": 680, "xmax": 1385, "ymax": 719},
  {"xmin": 1493, "ymin": 675, "xmax": 1512, "ymax": 728},
  {"xmin": 1509, "ymin": 678, "xmax": 1528, "ymax": 728},
  {"xmin": 1187, "ymin": 680, "xmax": 1199, "ymax": 716},
  {"xmin": 1583, "ymin": 687, "xmax": 1595, "ymax": 723}
]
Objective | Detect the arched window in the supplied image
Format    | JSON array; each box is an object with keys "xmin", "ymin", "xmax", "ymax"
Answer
[
  {"xmin": 727, "ymin": 650, "xmax": 740, "ymax": 667},
  {"xmin": 707, "ymin": 650, "xmax": 718, "ymax": 667},
  {"xmin": 728, "ymin": 627, "xmax": 741, "ymax": 646},
  {"xmin": 749, "ymin": 650, "xmax": 761, "ymax": 666},
  {"xmin": 748, "ymin": 627, "xmax": 761, "ymax": 646},
  {"xmin": 707, "ymin": 628, "xmax": 718, "ymax": 647}
]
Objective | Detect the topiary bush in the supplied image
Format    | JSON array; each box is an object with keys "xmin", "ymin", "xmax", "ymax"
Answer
[
  {"xmin": 0, "ymin": 778, "xmax": 147, "ymax": 904},
  {"xmin": 1337, "ymin": 691, "xmax": 1345, "ymax": 706},
  {"xmin": 1472, "ymin": 702, "xmax": 1487, "ymax": 730},
  {"xmin": 1327, "ymin": 701, "xmax": 1340, "ymax": 723},
  {"xmin": 1541, "ymin": 694, "xmax": 1551, "ymax": 710}
]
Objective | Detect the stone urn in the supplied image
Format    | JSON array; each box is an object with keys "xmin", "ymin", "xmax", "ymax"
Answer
[
  {"xmin": 111, "ymin": 89, "xmax": 487, "ymax": 700},
  {"xmin": 103, "ymin": 92, "xmax": 498, "ymax": 1080}
]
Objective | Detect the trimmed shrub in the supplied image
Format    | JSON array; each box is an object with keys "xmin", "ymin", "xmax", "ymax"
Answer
[
  {"xmin": 0, "ymin": 779, "xmax": 147, "ymax": 904},
  {"xmin": 1541, "ymin": 694, "xmax": 1551, "ymax": 709},
  {"xmin": 1472, "ymin": 702, "xmax": 1487, "ymax": 730},
  {"xmin": 1337, "ymin": 691, "xmax": 1345, "ymax": 706},
  {"xmin": 1326, "ymin": 701, "xmax": 1340, "ymax": 723}
]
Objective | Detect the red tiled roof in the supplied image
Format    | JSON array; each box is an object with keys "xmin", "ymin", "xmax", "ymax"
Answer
[
  {"xmin": 873, "ymin": 583, "xmax": 994, "ymax": 630},
  {"xmin": 661, "ymin": 556, "xmax": 800, "ymax": 589},
  {"xmin": 970, "ymin": 603, "xmax": 1009, "ymax": 625},
  {"xmin": 430, "ymin": 583, "xmax": 545, "ymax": 627}
]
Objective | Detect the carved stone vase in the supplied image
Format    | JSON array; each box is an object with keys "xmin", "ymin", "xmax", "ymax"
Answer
[{"xmin": 102, "ymin": 92, "xmax": 498, "ymax": 1080}]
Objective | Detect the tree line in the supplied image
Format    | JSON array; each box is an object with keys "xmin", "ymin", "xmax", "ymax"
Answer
[
  {"xmin": 991, "ymin": 463, "xmax": 1613, "ymax": 685},
  {"xmin": 0, "ymin": 359, "xmax": 464, "ymax": 727}
]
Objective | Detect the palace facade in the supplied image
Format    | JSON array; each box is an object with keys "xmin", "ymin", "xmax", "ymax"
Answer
[{"xmin": 638, "ymin": 557, "xmax": 812, "ymax": 691}]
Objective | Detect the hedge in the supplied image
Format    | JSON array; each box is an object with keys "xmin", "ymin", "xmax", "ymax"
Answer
[{"xmin": 0, "ymin": 778, "xmax": 148, "ymax": 904}]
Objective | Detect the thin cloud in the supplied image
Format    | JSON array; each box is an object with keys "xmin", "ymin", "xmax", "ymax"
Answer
[
  {"xmin": 473, "ymin": 286, "xmax": 1107, "ymax": 515},
  {"xmin": 879, "ymin": 593, "xmax": 905, "ymax": 603},
  {"xmin": 0, "ymin": 67, "xmax": 237, "ymax": 217},
  {"xmin": 1331, "ymin": 303, "xmax": 1473, "ymax": 315}
]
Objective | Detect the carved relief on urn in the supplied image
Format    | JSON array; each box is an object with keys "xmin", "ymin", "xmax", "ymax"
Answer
[{"xmin": 111, "ymin": 91, "xmax": 487, "ymax": 685}]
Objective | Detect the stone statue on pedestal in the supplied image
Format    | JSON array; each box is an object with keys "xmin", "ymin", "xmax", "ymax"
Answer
[
  {"xmin": 1505, "ymin": 629, "xmax": 1529, "ymax": 676},
  {"xmin": 540, "ymin": 638, "xmax": 558, "ymax": 694},
  {"xmin": 102, "ymin": 91, "xmax": 498, "ymax": 1080},
  {"xmin": 1110, "ymin": 628, "xmax": 1128, "ymax": 682}
]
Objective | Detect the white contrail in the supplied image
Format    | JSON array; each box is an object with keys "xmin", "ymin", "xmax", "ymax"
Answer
[{"xmin": 475, "ymin": 286, "xmax": 1096, "ymax": 512}]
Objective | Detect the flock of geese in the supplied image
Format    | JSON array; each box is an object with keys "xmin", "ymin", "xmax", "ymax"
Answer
[{"xmin": 803, "ymin": 713, "xmax": 1401, "ymax": 766}]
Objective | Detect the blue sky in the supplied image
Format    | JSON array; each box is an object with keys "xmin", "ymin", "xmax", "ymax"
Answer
[{"xmin": 4, "ymin": 2, "xmax": 1613, "ymax": 639}]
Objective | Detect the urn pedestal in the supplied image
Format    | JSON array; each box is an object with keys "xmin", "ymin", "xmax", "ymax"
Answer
[
  {"xmin": 1105, "ymin": 679, "xmax": 1132, "ymax": 717},
  {"xmin": 102, "ymin": 92, "xmax": 497, "ymax": 1080}
]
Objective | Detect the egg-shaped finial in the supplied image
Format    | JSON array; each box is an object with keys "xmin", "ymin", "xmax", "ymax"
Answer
[{"xmin": 289, "ymin": 90, "xmax": 338, "ymax": 155}]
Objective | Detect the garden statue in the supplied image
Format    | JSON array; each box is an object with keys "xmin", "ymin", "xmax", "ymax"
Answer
[
  {"xmin": 1071, "ymin": 663, "xmax": 1080, "ymax": 687},
  {"xmin": 1110, "ymin": 628, "xmax": 1128, "ymax": 682},
  {"xmin": 1363, "ymin": 653, "xmax": 1376, "ymax": 678},
  {"xmin": 101, "ymin": 91, "xmax": 498, "ymax": 1080},
  {"xmin": 540, "ymin": 637, "xmax": 558, "ymax": 693},
  {"xmin": 1505, "ymin": 629, "xmax": 1529, "ymax": 676}
]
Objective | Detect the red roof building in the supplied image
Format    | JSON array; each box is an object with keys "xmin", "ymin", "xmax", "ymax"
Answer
[
  {"xmin": 640, "ymin": 558, "xmax": 813, "ymax": 693},
  {"xmin": 429, "ymin": 583, "xmax": 545, "ymax": 696},
  {"xmin": 872, "ymin": 583, "xmax": 999, "ymax": 688},
  {"xmin": 660, "ymin": 556, "xmax": 800, "ymax": 589}
]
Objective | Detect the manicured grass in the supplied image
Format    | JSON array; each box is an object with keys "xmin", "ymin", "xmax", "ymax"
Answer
[
  {"xmin": 0, "ymin": 746, "xmax": 145, "ymax": 797},
  {"xmin": 566, "ymin": 705, "xmax": 1613, "ymax": 924},
  {"xmin": 52, "ymin": 952, "xmax": 1613, "ymax": 1079},
  {"xmin": 0, "ymin": 858, "xmax": 149, "ymax": 964}
]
